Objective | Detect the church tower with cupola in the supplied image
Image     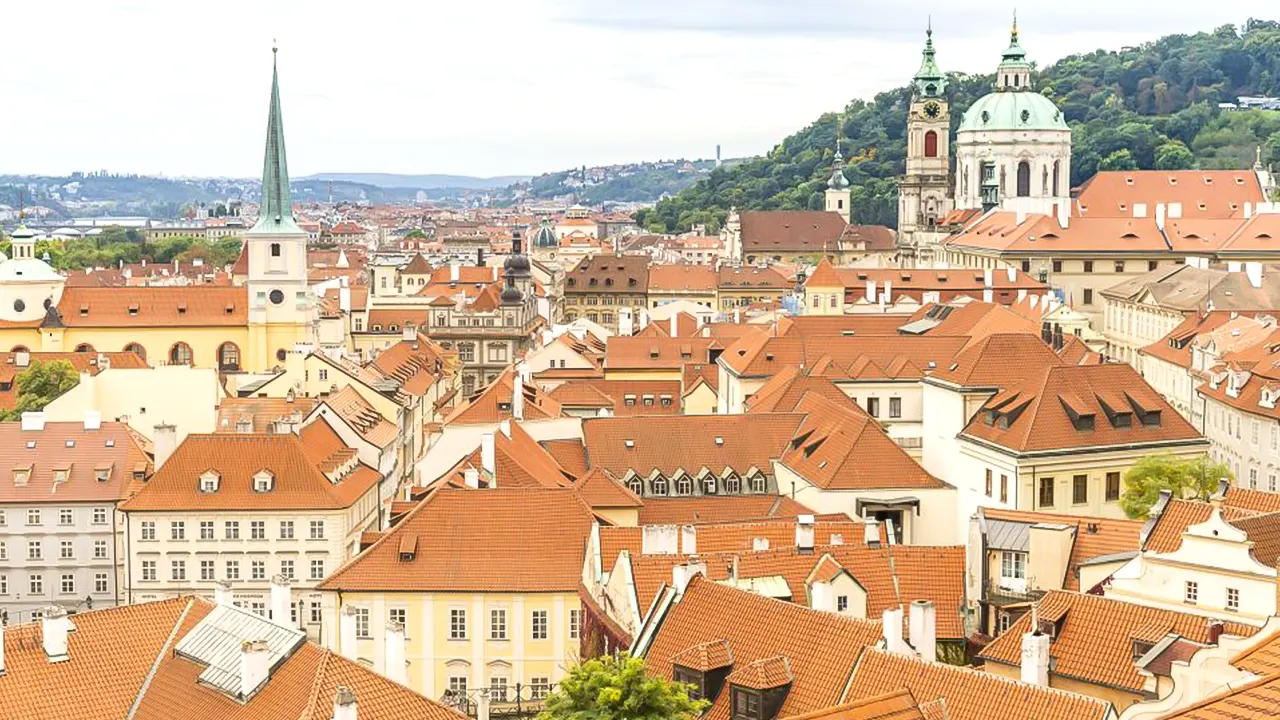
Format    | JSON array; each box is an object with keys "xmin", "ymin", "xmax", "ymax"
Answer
[
  {"xmin": 897, "ymin": 21, "xmax": 954, "ymax": 267},
  {"xmin": 245, "ymin": 46, "xmax": 315, "ymax": 370},
  {"xmin": 824, "ymin": 139, "xmax": 852, "ymax": 223}
]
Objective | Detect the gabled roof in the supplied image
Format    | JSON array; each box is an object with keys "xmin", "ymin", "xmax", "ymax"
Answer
[
  {"xmin": 718, "ymin": 265, "xmax": 791, "ymax": 290},
  {"xmin": 319, "ymin": 487, "xmax": 595, "ymax": 593},
  {"xmin": 636, "ymin": 495, "xmax": 813, "ymax": 525},
  {"xmin": 1153, "ymin": 671, "xmax": 1280, "ymax": 719},
  {"xmin": 720, "ymin": 334, "xmax": 969, "ymax": 379},
  {"xmin": 216, "ymin": 396, "xmax": 317, "ymax": 434},
  {"xmin": 746, "ymin": 367, "xmax": 867, "ymax": 414},
  {"xmin": 642, "ymin": 576, "xmax": 883, "ymax": 720},
  {"xmin": 979, "ymin": 590, "xmax": 1258, "ymax": 693},
  {"xmin": 1075, "ymin": 170, "xmax": 1264, "ymax": 220},
  {"xmin": 56, "ymin": 286, "xmax": 248, "ymax": 327},
  {"xmin": 0, "ymin": 421, "xmax": 150, "ymax": 505},
  {"xmin": 647, "ymin": 264, "xmax": 717, "ymax": 292},
  {"xmin": 603, "ymin": 337, "xmax": 714, "ymax": 370},
  {"xmin": 445, "ymin": 368, "xmax": 563, "ymax": 425},
  {"xmin": 442, "ymin": 421, "xmax": 575, "ymax": 489},
  {"xmin": 739, "ymin": 211, "xmax": 848, "ymax": 253},
  {"xmin": 317, "ymin": 385, "xmax": 399, "ymax": 448},
  {"xmin": 119, "ymin": 434, "xmax": 379, "ymax": 511},
  {"xmin": 927, "ymin": 333, "xmax": 1064, "ymax": 389},
  {"xmin": 845, "ymin": 648, "xmax": 1112, "ymax": 720},
  {"xmin": 1142, "ymin": 496, "xmax": 1280, "ymax": 566},
  {"xmin": 581, "ymin": 413, "xmax": 805, "ymax": 478},
  {"xmin": 574, "ymin": 467, "xmax": 644, "ymax": 508}
]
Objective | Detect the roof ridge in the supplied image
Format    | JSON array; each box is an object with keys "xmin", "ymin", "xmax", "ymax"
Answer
[
  {"xmin": 125, "ymin": 597, "xmax": 198, "ymax": 719},
  {"xmin": 298, "ymin": 647, "xmax": 333, "ymax": 720}
]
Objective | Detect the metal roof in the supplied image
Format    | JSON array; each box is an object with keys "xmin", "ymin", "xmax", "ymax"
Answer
[
  {"xmin": 173, "ymin": 603, "xmax": 305, "ymax": 700},
  {"xmin": 985, "ymin": 518, "xmax": 1030, "ymax": 552}
]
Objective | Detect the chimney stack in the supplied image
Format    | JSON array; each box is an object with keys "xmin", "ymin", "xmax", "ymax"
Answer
[
  {"xmin": 450, "ymin": 262, "xmax": 460, "ymax": 283},
  {"xmin": 401, "ymin": 324, "xmax": 416, "ymax": 342},
  {"xmin": 214, "ymin": 580, "xmax": 234, "ymax": 606},
  {"xmin": 1207, "ymin": 619, "xmax": 1225, "ymax": 645},
  {"xmin": 1020, "ymin": 607, "xmax": 1051, "ymax": 686},
  {"xmin": 340, "ymin": 606, "xmax": 360, "ymax": 660},
  {"xmin": 463, "ymin": 468, "xmax": 480, "ymax": 489},
  {"xmin": 0, "ymin": 617, "xmax": 6, "ymax": 676},
  {"xmin": 20, "ymin": 412, "xmax": 45, "ymax": 432},
  {"xmin": 153, "ymin": 423, "xmax": 177, "ymax": 470},
  {"xmin": 239, "ymin": 639, "xmax": 271, "ymax": 699},
  {"xmin": 681, "ymin": 525, "xmax": 697, "ymax": 555},
  {"xmin": 909, "ymin": 599, "xmax": 937, "ymax": 663},
  {"xmin": 1246, "ymin": 262, "xmax": 1264, "ymax": 289},
  {"xmin": 881, "ymin": 607, "xmax": 906, "ymax": 654},
  {"xmin": 670, "ymin": 314, "xmax": 678, "ymax": 338},
  {"xmin": 83, "ymin": 410, "xmax": 102, "ymax": 431},
  {"xmin": 270, "ymin": 575, "xmax": 293, "ymax": 628},
  {"xmin": 810, "ymin": 581, "xmax": 835, "ymax": 612},
  {"xmin": 1006, "ymin": 265, "xmax": 1016, "ymax": 283},
  {"xmin": 41, "ymin": 607, "xmax": 70, "ymax": 663},
  {"xmin": 332, "ymin": 687, "xmax": 358, "ymax": 720},
  {"xmin": 865, "ymin": 280, "xmax": 876, "ymax": 303},
  {"xmin": 512, "ymin": 372, "xmax": 525, "ymax": 421},
  {"xmin": 671, "ymin": 562, "xmax": 705, "ymax": 594},
  {"xmin": 480, "ymin": 432, "xmax": 496, "ymax": 480},
  {"xmin": 863, "ymin": 517, "xmax": 881, "ymax": 548},
  {"xmin": 795, "ymin": 514, "xmax": 816, "ymax": 554},
  {"xmin": 385, "ymin": 622, "xmax": 408, "ymax": 685}
]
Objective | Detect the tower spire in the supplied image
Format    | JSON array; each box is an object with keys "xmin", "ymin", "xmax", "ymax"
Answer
[
  {"xmin": 252, "ymin": 43, "xmax": 301, "ymax": 235},
  {"xmin": 913, "ymin": 20, "xmax": 947, "ymax": 97}
]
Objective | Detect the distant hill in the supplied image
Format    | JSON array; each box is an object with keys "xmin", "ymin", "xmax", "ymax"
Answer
[{"xmin": 299, "ymin": 173, "xmax": 530, "ymax": 190}]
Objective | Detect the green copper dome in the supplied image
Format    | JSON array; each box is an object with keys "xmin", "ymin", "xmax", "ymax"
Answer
[
  {"xmin": 912, "ymin": 22, "xmax": 947, "ymax": 98},
  {"xmin": 958, "ymin": 91, "xmax": 1068, "ymax": 133},
  {"xmin": 827, "ymin": 150, "xmax": 850, "ymax": 190}
]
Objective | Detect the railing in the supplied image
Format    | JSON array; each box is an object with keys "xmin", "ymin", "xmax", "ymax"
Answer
[{"xmin": 440, "ymin": 682, "xmax": 558, "ymax": 719}]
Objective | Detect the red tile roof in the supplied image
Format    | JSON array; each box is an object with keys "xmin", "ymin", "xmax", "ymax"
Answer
[
  {"xmin": 739, "ymin": 211, "xmax": 847, "ymax": 253},
  {"xmin": 581, "ymin": 413, "xmax": 805, "ymax": 478},
  {"xmin": 56, "ymin": 287, "xmax": 248, "ymax": 327},
  {"xmin": 0, "ymin": 420, "xmax": 150, "ymax": 505},
  {"xmin": 980, "ymin": 507, "xmax": 1142, "ymax": 591}
]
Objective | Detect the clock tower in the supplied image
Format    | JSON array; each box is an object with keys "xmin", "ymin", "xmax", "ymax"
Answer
[{"xmin": 897, "ymin": 22, "xmax": 953, "ymax": 267}]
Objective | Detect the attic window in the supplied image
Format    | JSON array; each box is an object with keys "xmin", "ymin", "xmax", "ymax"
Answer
[
  {"xmin": 629, "ymin": 278, "xmax": 637, "ymax": 287},
  {"xmin": 65, "ymin": 439, "xmax": 76, "ymax": 448},
  {"xmin": 94, "ymin": 466, "xmax": 111, "ymax": 483},
  {"xmin": 1236, "ymin": 177, "xmax": 1245, "ymax": 185},
  {"xmin": 1132, "ymin": 639, "xmax": 1155, "ymax": 661},
  {"xmin": 199, "ymin": 471, "xmax": 220, "ymax": 493},
  {"xmin": 1168, "ymin": 177, "xmax": 1178, "ymax": 185},
  {"xmin": 714, "ymin": 436, "xmax": 724, "ymax": 446},
  {"xmin": 253, "ymin": 471, "xmax": 274, "ymax": 493},
  {"xmin": 52, "ymin": 468, "xmax": 69, "ymax": 484},
  {"xmin": 589, "ymin": 278, "xmax": 598, "ymax": 286},
  {"xmin": 1125, "ymin": 177, "xmax": 1135, "ymax": 185},
  {"xmin": 398, "ymin": 535, "xmax": 418, "ymax": 562},
  {"xmin": 1198, "ymin": 203, "xmax": 1207, "ymax": 211},
  {"xmin": 1121, "ymin": 233, "xmax": 1140, "ymax": 239},
  {"xmin": 13, "ymin": 467, "xmax": 30, "ymax": 486},
  {"xmin": 78, "ymin": 305, "xmax": 89, "ymax": 317},
  {"xmin": 624, "ymin": 439, "xmax": 635, "ymax": 448},
  {"xmin": 178, "ymin": 304, "xmax": 187, "ymax": 314},
  {"xmin": 128, "ymin": 304, "xmax": 139, "ymax": 316},
  {"xmin": 1204, "ymin": 177, "xmax": 1213, "ymax": 185}
]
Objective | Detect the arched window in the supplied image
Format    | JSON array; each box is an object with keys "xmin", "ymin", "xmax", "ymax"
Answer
[
  {"xmin": 1052, "ymin": 160, "xmax": 1061, "ymax": 197},
  {"xmin": 169, "ymin": 342, "xmax": 193, "ymax": 366},
  {"xmin": 749, "ymin": 473, "xmax": 767, "ymax": 494},
  {"xmin": 123, "ymin": 343, "xmax": 146, "ymax": 361},
  {"xmin": 675, "ymin": 475, "xmax": 692, "ymax": 496},
  {"xmin": 651, "ymin": 474, "xmax": 668, "ymax": 496},
  {"xmin": 270, "ymin": 243, "xmax": 281, "ymax": 257},
  {"xmin": 218, "ymin": 342, "xmax": 241, "ymax": 372},
  {"xmin": 704, "ymin": 476, "xmax": 717, "ymax": 495},
  {"xmin": 725, "ymin": 474, "xmax": 741, "ymax": 494},
  {"xmin": 628, "ymin": 478, "xmax": 644, "ymax": 496},
  {"xmin": 1016, "ymin": 161, "xmax": 1031, "ymax": 198},
  {"xmin": 924, "ymin": 130, "xmax": 938, "ymax": 158},
  {"xmin": 74, "ymin": 343, "xmax": 95, "ymax": 353}
]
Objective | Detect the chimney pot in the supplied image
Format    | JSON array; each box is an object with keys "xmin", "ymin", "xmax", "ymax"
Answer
[
  {"xmin": 239, "ymin": 639, "xmax": 271, "ymax": 699},
  {"xmin": 339, "ymin": 606, "xmax": 360, "ymax": 661},
  {"xmin": 153, "ymin": 423, "xmax": 177, "ymax": 470},
  {"xmin": 909, "ymin": 599, "xmax": 937, "ymax": 663},
  {"xmin": 882, "ymin": 607, "xmax": 906, "ymax": 654},
  {"xmin": 332, "ymin": 687, "xmax": 358, "ymax": 720},
  {"xmin": 1020, "ymin": 621, "xmax": 1051, "ymax": 686},
  {"xmin": 863, "ymin": 517, "xmax": 881, "ymax": 547},
  {"xmin": 270, "ymin": 575, "xmax": 293, "ymax": 628},
  {"xmin": 41, "ymin": 606, "xmax": 70, "ymax": 662}
]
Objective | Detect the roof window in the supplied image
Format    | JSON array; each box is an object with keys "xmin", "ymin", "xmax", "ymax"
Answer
[{"xmin": 199, "ymin": 470, "xmax": 220, "ymax": 493}]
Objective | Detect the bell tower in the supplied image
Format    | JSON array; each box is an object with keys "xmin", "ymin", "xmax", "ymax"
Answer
[
  {"xmin": 898, "ymin": 21, "xmax": 953, "ymax": 266},
  {"xmin": 245, "ymin": 45, "xmax": 314, "ymax": 370}
]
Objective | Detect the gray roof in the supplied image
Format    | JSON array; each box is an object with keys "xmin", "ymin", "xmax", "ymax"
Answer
[
  {"xmin": 985, "ymin": 518, "xmax": 1030, "ymax": 552},
  {"xmin": 173, "ymin": 603, "xmax": 305, "ymax": 700},
  {"xmin": 1101, "ymin": 264, "xmax": 1280, "ymax": 311}
]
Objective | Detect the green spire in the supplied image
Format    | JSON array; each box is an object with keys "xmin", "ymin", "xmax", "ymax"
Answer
[
  {"xmin": 828, "ymin": 119, "xmax": 850, "ymax": 190},
  {"xmin": 913, "ymin": 18, "xmax": 947, "ymax": 97},
  {"xmin": 251, "ymin": 44, "xmax": 302, "ymax": 235},
  {"xmin": 1001, "ymin": 10, "xmax": 1027, "ymax": 62}
]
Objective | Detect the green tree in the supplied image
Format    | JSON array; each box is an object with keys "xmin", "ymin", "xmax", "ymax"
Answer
[
  {"xmin": 1154, "ymin": 141, "xmax": 1196, "ymax": 169},
  {"xmin": 1098, "ymin": 148, "xmax": 1139, "ymax": 171},
  {"xmin": 1120, "ymin": 454, "xmax": 1231, "ymax": 519},
  {"xmin": 0, "ymin": 360, "xmax": 80, "ymax": 421},
  {"xmin": 405, "ymin": 228, "xmax": 428, "ymax": 240},
  {"xmin": 538, "ymin": 654, "xmax": 708, "ymax": 720}
]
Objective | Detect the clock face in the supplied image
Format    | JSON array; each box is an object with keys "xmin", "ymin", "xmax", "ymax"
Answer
[{"xmin": 923, "ymin": 102, "xmax": 941, "ymax": 119}]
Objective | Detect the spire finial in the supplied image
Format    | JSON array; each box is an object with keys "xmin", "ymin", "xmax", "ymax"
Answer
[
  {"xmin": 1011, "ymin": 9, "xmax": 1019, "ymax": 43},
  {"xmin": 927, "ymin": 14, "xmax": 932, "ymax": 38}
]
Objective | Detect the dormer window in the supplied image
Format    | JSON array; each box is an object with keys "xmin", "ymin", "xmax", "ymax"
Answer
[
  {"xmin": 95, "ymin": 465, "xmax": 111, "ymax": 483},
  {"xmin": 253, "ymin": 470, "xmax": 274, "ymax": 493},
  {"xmin": 1132, "ymin": 638, "xmax": 1155, "ymax": 661},
  {"xmin": 199, "ymin": 471, "xmax": 220, "ymax": 493},
  {"xmin": 13, "ymin": 467, "xmax": 30, "ymax": 486},
  {"xmin": 52, "ymin": 468, "xmax": 69, "ymax": 484}
]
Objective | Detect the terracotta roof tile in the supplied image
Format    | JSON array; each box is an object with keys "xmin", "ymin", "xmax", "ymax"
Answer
[
  {"xmin": 746, "ymin": 367, "xmax": 867, "ymax": 415},
  {"xmin": 636, "ymin": 496, "xmax": 813, "ymax": 525},
  {"xmin": 980, "ymin": 507, "xmax": 1142, "ymax": 591},
  {"xmin": 319, "ymin": 385, "xmax": 400, "ymax": 448},
  {"xmin": 574, "ymin": 467, "xmax": 644, "ymax": 508},
  {"xmin": 1075, "ymin": 170, "xmax": 1264, "ymax": 220},
  {"xmin": 540, "ymin": 439, "xmax": 588, "ymax": 477},
  {"xmin": 927, "ymin": 333, "xmax": 1064, "ymax": 388},
  {"xmin": 446, "ymin": 368, "xmax": 562, "ymax": 425},
  {"xmin": 648, "ymin": 264, "xmax": 718, "ymax": 292},
  {"xmin": 56, "ymin": 286, "xmax": 248, "ymax": 327},
  {"xmin": 581, "ymin": 413, "xmax": 805, "ymax": 478},
  {"xmin": 779, "ymin": 688, "xmax": 926, "ymax": 720},
  {"xmin": 1154, "ymin": 672, "xmax": 1280, "ymax": 719},
  {"xmin": 564, "ymin": 254, "xmax": 649, "ymax": 295},
  {"xmin": 0, "ymin": 421, "xmax": 150, "ymax": 504},
  {"xmin": 718, "ymin": 265, "xmax": 791, "ymax": 290},
  {"xmin": 215, "ymin": 396, "xmax": 317, "ymax": 434},
  {"xmin": 739, "ymin": 211, "xmax": 848, "ymax": 253},
  {"xmin": 671, "ymin": 639, "xmax": 735, "ymax": 672}
]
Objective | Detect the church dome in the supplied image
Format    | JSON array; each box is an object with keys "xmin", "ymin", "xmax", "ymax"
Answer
[
  {"xmin": 500, "ymin": 285, "xmax": 523, "ymax": 304},
  {"xmin": 957, "ymin": 91, "xmax": 1068, "ymax": 133},
  {"xmin": 503, "ymin": 252, "xmax": 531, "ymax": 276},
  {"xmin": 532, "ymin": 220, "xmax": 558, "ymax": 249}
]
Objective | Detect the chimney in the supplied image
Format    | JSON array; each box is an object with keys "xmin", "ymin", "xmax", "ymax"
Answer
[
  {"xmin": 83, "ymin": 410, "xmax": 102, "ymax": 431},
  {"xmin": 512, "ymin": 372, "xmax": 525, "ymax": 421},
  {"xmin": 642, "ymin": 525, "xmax": 679, "ymax": 555},
  {"xmin": 1155, "ymin": 203, "xmax": 1167, "ymax": 232},
  {"xmin": 214, "ymin": 580, "xmax": 234, "ymax": 606},
  {"xmin": 20, "ymin": 412, "xmax": 45, "ymax": 432},
  {"xmin": 463, "ymin": 468, "xmax": 480, "ymax": 489},
  {"xmin": 385, "ymin": 622, "xmax": 408, "ymax": 685},
  {"xmin": 1207, "ymin": 619, "xmax": 1225, "ymax": 645},
  {"xmin": 795, "ymin": 514, "xmax": 815, "ymax": 554},
  {"xmin": 983, "ymin": 286, "xmax": 994, "ymax": 304},
  {"xmin": 909, "ymin": 600, "xmax": 937, "ymax": 663},
  {"xmin": 865, "ymin": 280, "xmax": 876, "ymax": 303},
  {"xmin": 863, "ymin": 517, "xmax": 881, "ymax": 548},
  {"xmin": 681, "ymin": 525, "xmax": 697, "ymax": 555},
  {"xmin": 14, "ymin": 350, "xmax": 30, "ymax": 368},
  {"xmin": 882, "ymin": 607, "xmax": 906, "ymax": 654},
  {"xmin": 498, "ymin": 419, "xmax": 511, "ymax": 438},
  {"xmin": 41, "ymin": 607, "xmax": 70, "ymax": 662},
  {"xmin": 883, "ymin": 280, "xmax": 893, "ymax": 304},
  {"xmin": 1006, "ymin": 265, "xmax": 1016, "ymax": 283},
  {"xmin": 671, "ymin": 562, "xmax": 705, "ymax": 594},
  {"xmin": 240, "ymin": 639, "xmax": 271, "ymax": 698},
  {"xmin": 340, "ymin": 606, "xmax": 359, "ymax": 660},
  {"xmin": 669, "ymin": 314, "xmax": 678, "ymax": 338},
  {"xmin": 1056, "ymin": 200, "xmax": 1070, "ymax": 229},
  {"xmin": 449, "ymin": 262, "xmax": 460, "ymax": 283},
  {"xmin": 153, "ymin": 423, "xmax": 177, "ymax": 470},
  {"xmin": 480, "ymin": 432, "xmax": 496, "ymax": 480},
  {"xmin": 810, "ymin": 581, "xmax": 835, "ymax": 612},
  {"xmin": 401, "ymin": 324, "xmax": 416, "ymax": 342},
  {"xmin": 339, "ymin": 286, "xmax": 352, "ymax": 313},
  {"xmin": 1246, "ymin": 262, "xmax": 1263, "ymax": 289},
  {"xmin": 270, "ymin": 575, "xmax": 293, "ymax": 628},
  {"xmin": 332, "ymin": 687, "xmax": 357, "ymax": 720},
  {"xmin": 1020, "ymin": 606, "xmax": 1051, "ymax": 686},
  {"xmin": 983, "ymin": 268, "xmax": 993, "ymax": 288}
]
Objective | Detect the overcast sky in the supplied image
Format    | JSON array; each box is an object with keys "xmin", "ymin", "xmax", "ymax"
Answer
[{"xmin": 2, "ymin": 1, "xmax": 1262, "ymax": 179}]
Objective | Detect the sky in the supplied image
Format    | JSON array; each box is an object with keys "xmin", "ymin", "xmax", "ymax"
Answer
[{"xmin": 2, "ymin": 1, "xmax": 1265, "ymax": 179}]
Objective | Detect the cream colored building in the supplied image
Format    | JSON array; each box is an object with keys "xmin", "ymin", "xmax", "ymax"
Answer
[{"xmin": 42, "ymin": 364, "xmax": 223, "ymax": 444}]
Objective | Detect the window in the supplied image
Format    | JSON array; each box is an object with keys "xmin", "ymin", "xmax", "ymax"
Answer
[
  {"xmin": 1001, "ymin": 551, "xmax": 1027, "ymax": 580},
  {"xmin": 27, "ymin": 509, "xmax": 41, "ymax": 525},
  {"xmin": 1083, "ymin": 260, "xmax": 1094, "ymax": 273},
  {"xmin": 998, "ymin": 612, "xmax": 1011, "ymax": 634},
  {"xmin": 200, "ymin": 521, "xmax": 214, "ymax": 540},
  {"xmin": 570, "ymin": 609, "xmax": 580, "ymax": 639},
  {"xmin": 1185, "ymin": 581, "xmax": 1198, "ymax": 604},
  {"xmin": 837, "ymin": 595, "xmax": 849, "ymax": 612},
  {"xmin": 726, "ymin": 474, "xmax": 742, "ymax": 494},
  {"xmin": 270, "ymin": 243, "xmax": 282, "ymax": 258},
  {"xmin": 458, "ymin": 344, "xmax": 475, "ymax": 362},
  {"xmin": 1016, "ymin": 160, "xmax": 1031, "ymax": 197},
  {"xmin": 60, "ymin": 540, "xmax": 74, "ymax": 560},
  {"xmin": 0, "ymin": 575, "xmax": 7, "ymax": 595},
  {"xmin": 1225, "ymin": 587, "xmax": 1241, "ymax": 611},
  {"xmin": 310, "ymin": 601, "xmax": 322, "ymax": 624},
  {"xmin": 225, "ymin": 521, "xmax": 240, "ymax": 539},
  {"xmin": 310, "ymin": 520, "xmax": 325, "ymax": 540},
  {"xmin": 59, "ymin": 508, "xmax": 73, "ymax": 525},
  {"xmin": 200, "ymin": 560, "xmax": 215, "ymax": 581},
  {"xmin": 89, "ymin": 506, "xmax": 106, "ymax": 525},
  {"xmin": 280, "ymin": 520, "xmax": 294, "ymax": 539},
  {"xmin": 1105, "ymin": 472, "xmax": 1121, "ymax": 502},
  {"xmin": 1083, "ymin": 289, "xmax": 1093, "ymax": 306},
  {"xmin": 226, "ymin": 560, "xmax": 240, "ymax": 580},
  {"xmin": 985, "ymin": 469, "xmax": 993, "ymax": 497},
  {"xmin": 251, "ymin": 602, "xmax": 266, "ymax": 617},
  {"xmin": 218, "ymin": 342, "xmax": 241, "ymax": 372},
  {"xmin": 355, "ymin": 607, "xmax": 371, "ymax": 638},
  {"xmin": 280, "ymin": 559, "xmax": 294, "ymax": 580},
  {"xmin": 251, "ymin": 560, "xmax": 265, "ymax": 580},
  {"xmin": 171, "ymin": 559, "xmax": 186, "ymax": 581},
  {"xmin": 1073, "ymin": 475, "xmax": 1088, "ymax": 504},
  {"xmin": 200, "ymin": 473, "xmax": 219, "ymax": 493},
  {"xmin": 532, "ymin": 610, "xmax": 548, "ymax": 640},
  {"xmin": 889, "ymin": 397, "xmax": 902, "ymax": 419},
  {"xmin": 490, "ymin": 677, "xmax": 509, "ymax": 703},
  {"xmin": 652, "ymin": 475, "xmax": 669, "ymax": 495},
  {"xmin": 1000, "ymin": 474, "xmax": 1009, "ymax": 503},
  {"xmin": 251, "ymin": 520, "xmax": 265, "ymax": 540},
  {"xmin": 1271, "ymin": 474, "xmax": 1278, "ymax": 493},
  {"xmin": 60, "ymin": 574, "xmax": 75, "ymax": 594},
  {"xmin": 389, "ymin": 607, "xmax": 407, "ymax": 630},
  {"xmin": 1052, "ymin": 260, "xmax": 1062, "ymax": 273},
  {"xmin": 1038, "ymin": 477, "xmax": 1055, "ymax": 507},
  {"xmin": 169, "ymin": 342, "xmax": 193, "ymax": 366},
  {"xmin": 94, "ymin": 573, "xmax": 108, "ymax": 594},
  {"xmin": 866, "ymin": 397, "xmax": 880, "ymax": 418},
  {"xmin": 749, "ymin": 474, "xmax": 767, "ymax": 493},
  {"xmin": 448, "ymin": 676, "xmax": 468, "ymax": 695},
  {"xmin": 450, "ymin": 608, "xmax": 468, "ymax": 639},
  {"xmin": 170, "ymin": 521, "xmax": 185, "ymax": 541},
  {"xmin": 141, "ymin": 560, "xmax": 157, "ymax": 581},
  {"xmin": 1114, "ymin": 260, "xmax": 1125, "ymax": 273},
  {"xmin": 675, "ymin": 475, "xmax": 692, "ymax": 496},
  {"xmin": 1250, "ymin": 467, "xmax": 1259, "ymax": 489},
  {"xmin": 94, "ymin": 540, "xmax": 108, "ymax": 559},
  {"xmin": 253, "ymin": 473, "xmax": 273, "ymax": 493},
  {"xmin": 30, "ymin": 574, "xmax": 43, "ymax": 595},
  {"xmin": 734, "ymin": 688, "xmax": 762, "ymax": 720},
  {"xmin": 490, "ymin": 608, "xmax": 508, "ymax": 640},
  {"xmin": 1253, "ymin": 420, "xmax": 1260, "ymax": 445},
  {"xmin": 28, "ymin": 540, "xmax": 41, "ymax": 560},
  {"xmin": 311, "ymin": 559, "xmax": 325, "ymax": 580},
  {"xmin": 531, "ymin": 677, "xmax": 551, "ymax": 700}
]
